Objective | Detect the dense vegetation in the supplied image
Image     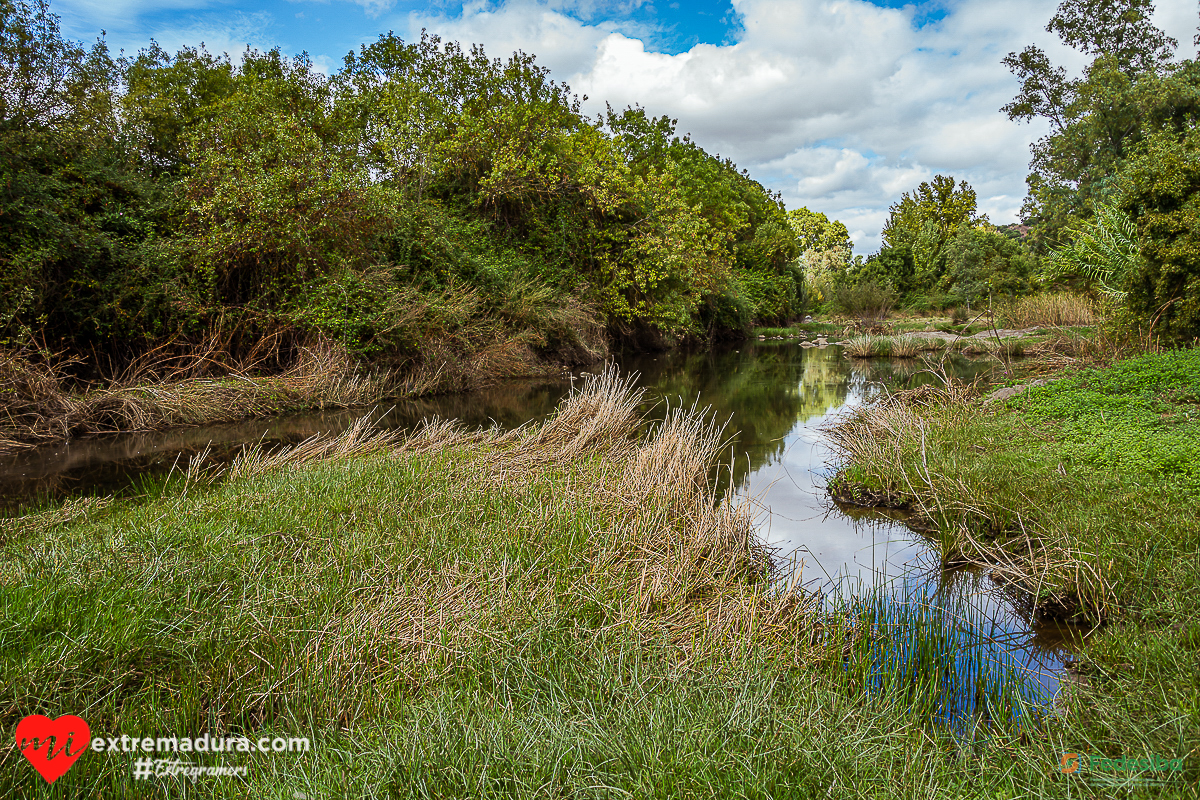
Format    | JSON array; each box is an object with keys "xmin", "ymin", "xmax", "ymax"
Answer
[{"xmin": 0, "ymin": 0, "xmax": 802, "ymax": 388}]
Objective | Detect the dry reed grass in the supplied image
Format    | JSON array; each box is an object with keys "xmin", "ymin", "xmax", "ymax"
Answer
[
  {"xmin": 889, "ymin": 335, "xmax": 923, "ymax": 358},
  {"xmin": 0, "ymin": 318, "xmax": 600, "ymax": 455},
  {"xmin": 842, "ymin": 335, "xmax": 938, "ymax": 358},
  {"xmin": 959, "ymin": 337, "xmax": 1025, "ymax": 357},
  {"xmin": 0, "ymin": 340, "xmax": 398, "ymax": 455},
  {"xmin": 1000, "ymin": 293, "xmax": 1096, "ymax": 328},
  {"xmin": 280, "ymin": 365, "xmax": 822, "ymax": 687},
  {"xmin": 227, "ymin": 414, "xmax": 405, "ymax": 480},
  {"xmin": 841, "ymin": 336, "xmax": 885, "ymax": 358},
  {"xmin": 522, "ymin": 366, "xmax": 644, "ymax": 458}
]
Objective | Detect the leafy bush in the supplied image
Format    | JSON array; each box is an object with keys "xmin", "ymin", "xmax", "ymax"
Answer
[
  {"xmin": 1044, "ymin": 202, "xmax": 1138, "ymax": 300},
  {"xmin": 0, "ymin": 2, "xmax": 803, "ymax": 375},
  {"xmin": 1119, "ymin": 127, "xmax": 1200, "ymax": 343}
]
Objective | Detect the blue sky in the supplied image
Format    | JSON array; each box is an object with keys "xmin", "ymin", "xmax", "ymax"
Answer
[{"xmin": 53, "ymin": 0, "xmax": 1198, "ymax": 251}]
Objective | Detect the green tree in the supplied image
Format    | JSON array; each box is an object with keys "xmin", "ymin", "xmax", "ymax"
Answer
[
  {"xmin": 179, "ymin": 49, "xmax": 395, "ymax": 310},
  {"xmin": 1118, "ymin": 126, "xmax": 1200, "ymax": 342},
  {"xmin": 880, "ymin": 175, "xmax": 980, "ymax": 293},
  {"xmin": 0, "ymin": 0, "xmax": 172, "ymax": 350},
  {"xmin": 881, "ymin": 175, "xmax": 979, "ymax": 248},
  {"xmin": 857, "ymin": 245, "xmax": 915, "ymax": 299},
  {"xmin": 120, "ymin": 42, "xmax": 236, "ymax": 173},
  {"xmin": 786, "ymin": 207, "xmax": 852, "ymax": 253},
  {"xmin": 0, "ymin": 0, "xmax": 118, "ymax": 133},
  {"xmin": 941, "ymin": 224, "xmax": 1036, "ymax": 306},
  {"xmin": 1002, "ymin": 0, "xmax": 1187, "ymax": 247}
]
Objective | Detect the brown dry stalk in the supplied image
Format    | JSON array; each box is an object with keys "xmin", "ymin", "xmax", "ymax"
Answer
[{"xmin": 0, "ymin": 326, "xmax": 594, "ymax": 454}]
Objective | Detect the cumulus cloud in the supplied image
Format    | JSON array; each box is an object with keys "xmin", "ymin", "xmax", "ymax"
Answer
[{"xmin": 403, "ymin": 1, "xmax": 646, "ymax": 78}]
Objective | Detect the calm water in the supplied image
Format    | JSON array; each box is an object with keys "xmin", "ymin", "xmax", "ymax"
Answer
[{"xmin": 1, "ymin": 341, "xmax": 1077, "ymax": 721}]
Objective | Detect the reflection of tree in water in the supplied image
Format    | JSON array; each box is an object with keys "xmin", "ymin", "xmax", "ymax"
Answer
[
  {"xmin": 622, "ymin": 343, "xmax": 854, "ymax": 490},
  {"xmin": 622, "ymin": 344, "xmax": 998, "ymax": 494}
]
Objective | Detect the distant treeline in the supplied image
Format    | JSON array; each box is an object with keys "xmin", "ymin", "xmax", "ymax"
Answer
[{"xmin": 1, "ymin": 0, "xmax": 806, "ymax": 381}]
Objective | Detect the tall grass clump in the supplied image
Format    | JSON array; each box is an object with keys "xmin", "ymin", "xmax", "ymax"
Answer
[
  {"xmin": 835, "ymin": 584, "xmax": 1048, "ymax": 736},
  {"xmin": 889, "ymin": 336, "xmax": 923, "ymax": 358},
  {"xmin": 826, "ymin": 348, "xmax": 1200, "ymax": 794},
  {"xmin": 842, "ymin": 335, "xmax": 928, "ymax": 359},
  {"xmin": 827, "ymin": 388, "xmax": 1117, "ymax": 622},
  {"xmin": 1000, "ymin": 292, "xmax": 1096, "ymax": 328},
  {"xmin": 842, "ymin": 336, "xmax": 891, "ymax": 358}
]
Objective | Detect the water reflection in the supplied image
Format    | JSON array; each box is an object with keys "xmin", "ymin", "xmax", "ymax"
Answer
[{"xmin": 0, "ymin": 379, "xmax": 572, "ymax": 506}]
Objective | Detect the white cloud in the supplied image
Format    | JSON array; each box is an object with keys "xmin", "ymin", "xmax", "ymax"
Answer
[
  {"xmin": 403, "ymin": 1, "xmax": 629, "ymax": 78},
  {"xmin": 148, "ymin": 11, "xmax": 277, "ymax": 59}
]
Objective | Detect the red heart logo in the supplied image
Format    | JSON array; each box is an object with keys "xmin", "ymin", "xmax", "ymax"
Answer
[{"xmin": 16, "ymin": 714, "xmax": 90, "ymax": 784}]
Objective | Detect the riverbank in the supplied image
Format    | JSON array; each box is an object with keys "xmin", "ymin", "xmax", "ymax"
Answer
[
  {"xmin": 6, "ymin": 368, "xmax": 1192, "ymax": 797},
  {"xmin": 0, "ymin": 334, "xmax": 597, "ymax": 456},
  {"xmin": 827, "ymin": 347, "xmax": 1200, "ymax": 788}
]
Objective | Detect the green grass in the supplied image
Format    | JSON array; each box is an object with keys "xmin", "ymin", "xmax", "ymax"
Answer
[
  {"xmin": 751, "ymin": 322, "xmax": 839, "ymax": 337},
  {"xmin": 828, "ymin": 347, "xmax": 1200, "ymax": 794},
  {"xmin": 1010, "ymin": 349, "xmax": 1200, "ymax": 490},
  {"xmin": 887, "ymin": 317, "xmax": 951, "ymax": 334},
  {"xmin": 2, "ymin": 373, "xmax": 1195, "ymax": 797}
]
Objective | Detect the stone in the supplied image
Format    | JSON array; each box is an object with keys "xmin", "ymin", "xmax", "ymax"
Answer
[{"xmin": 983, "ymin": 385, "xmax": 1027, "ymax": 404}]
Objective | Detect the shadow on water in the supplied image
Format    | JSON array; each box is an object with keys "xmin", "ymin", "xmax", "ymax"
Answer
[
  {"xmin": 0, "ymin": 379, "xmax": 571, "ymax": 508},
  {"xmin": 1, "ymin": 340, "xmax": 1080, "ymax": 727}
]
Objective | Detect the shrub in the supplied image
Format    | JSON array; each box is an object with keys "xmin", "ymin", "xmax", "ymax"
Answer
[
  {"xmin": 834, "ymin": 280, "xmax": 897, "ymax": 327},
  {"xmin": 1120, "ymin": 127, "xmax": 1200, "ymax": 343}
]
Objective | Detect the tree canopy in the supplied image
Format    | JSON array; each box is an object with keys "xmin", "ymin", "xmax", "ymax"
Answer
[
  {"xmin": 1003, "ymin": 0, "xmax": 1200, "ymax": 341},
  {"xmin": 0, "ymin": 1, "xmax": 807, "ymax": 371}
]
